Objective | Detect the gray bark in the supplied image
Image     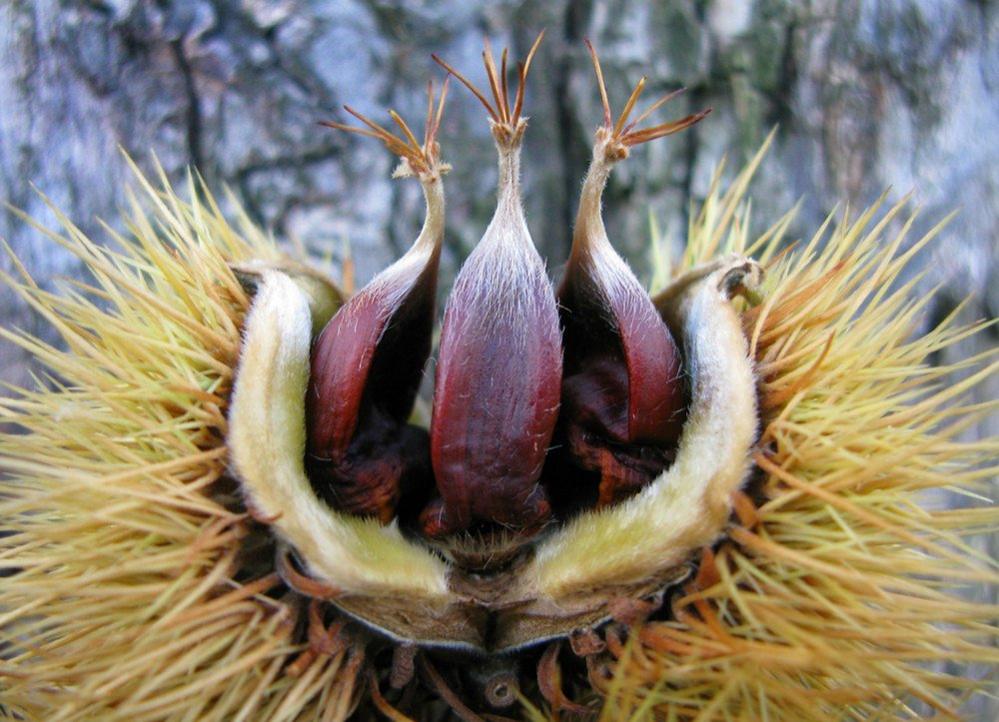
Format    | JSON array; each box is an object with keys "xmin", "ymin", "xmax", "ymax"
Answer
[{"xmin": 0, "ymin": 1, "xmax": 995, "ymax": 714}]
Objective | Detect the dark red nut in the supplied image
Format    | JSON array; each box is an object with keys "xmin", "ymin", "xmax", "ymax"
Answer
[
  {"xmin": 306, "ymin": 85, "xmax": 448, "ymax": 523},
  {"xmin": 553, "ymin": 41, "xmax": 708, "ymax": 508},
  {"xmin": 425, "ymin": 34, "xmax": 560, "ymax": 537}
]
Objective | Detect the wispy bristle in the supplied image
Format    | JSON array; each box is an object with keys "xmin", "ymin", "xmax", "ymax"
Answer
[
  {"xmin": 321, "ymin": 81, "xmax": 449, "ymax": 176},
  {"xmin": 500, "ymin": 47, "xmax": 510, "ymax": 121},
  {"xmin": 512, "ymin": 30, "xmax": 545, "ymax": 124},
  {"xmin": 584, "ymin": 38, "xmax": 613, "ymax": 128},
  {"xmin": 431, "ymin": 53, "xmax": 499, "ymax": 123},
  {"xmin": 434, "ymin": 30, "xmax": 545, "ymax": 138},
  {"xmin": 624, "ymin": 87, "xmax": 685, "ymax": 133},
  {"xmin": 585, "ymin": 39, "xmax": 709, "ymax": 149},
  {"xmin": 482, "ymin": 38, "xmax": 506, "ymax": 124}
]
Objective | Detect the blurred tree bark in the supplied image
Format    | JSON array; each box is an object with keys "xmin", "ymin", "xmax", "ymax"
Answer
[{"xmin": 0, "ymin": 0, "xmax": 995, "ymax": 715}]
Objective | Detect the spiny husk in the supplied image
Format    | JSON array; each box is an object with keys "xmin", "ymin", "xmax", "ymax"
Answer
[
  {"xmin": 0, "ymin": 164, "xmax": 360, "ymax": 721},
  {"xmin": 1, "ymin": 137, "xmax": 996, "ymax": 721}
]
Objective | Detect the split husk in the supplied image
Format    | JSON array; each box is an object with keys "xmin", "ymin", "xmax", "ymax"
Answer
[
  {"xmin": 1, "ymin": 135, "xmax": 996, "ymax": 720},
  {"xmin": 225, "ymin": 36, "xmax": 760, "ymax": 654}
]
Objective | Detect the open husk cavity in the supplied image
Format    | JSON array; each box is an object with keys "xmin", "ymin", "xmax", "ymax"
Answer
[{"xmin": 1, "ymin": 130, "xmax": 997, "ymax": 721}]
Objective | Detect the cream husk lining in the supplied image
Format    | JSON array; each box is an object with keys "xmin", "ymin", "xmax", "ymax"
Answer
[{"xmin": 228, "ymin": 271, "xmax": 451, "ymax": 600}]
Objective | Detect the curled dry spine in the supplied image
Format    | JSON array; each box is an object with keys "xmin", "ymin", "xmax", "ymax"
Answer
[
  {"xmin": 305, "ymin": 80, "xmax": 450, "ymax": 524},
  {"xmin": 421, "ymin": 32, "xmax": 563, "ymax": 540},
  {"xmin": 552, "ymin": 40, "xmax": 712, "ymax": 512}
]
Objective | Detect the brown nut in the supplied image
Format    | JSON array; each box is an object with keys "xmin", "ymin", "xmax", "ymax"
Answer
[
  {"xmin": 424, "ymin": 34, "xmax": 561, "ymax": 539},
  {"xmin": 553, "ymin": 41, "xmax": 709, "ymax": 511},
  {"xmin": 306, "ymin": 84, "xmax": 449, "ymax": 523}
]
